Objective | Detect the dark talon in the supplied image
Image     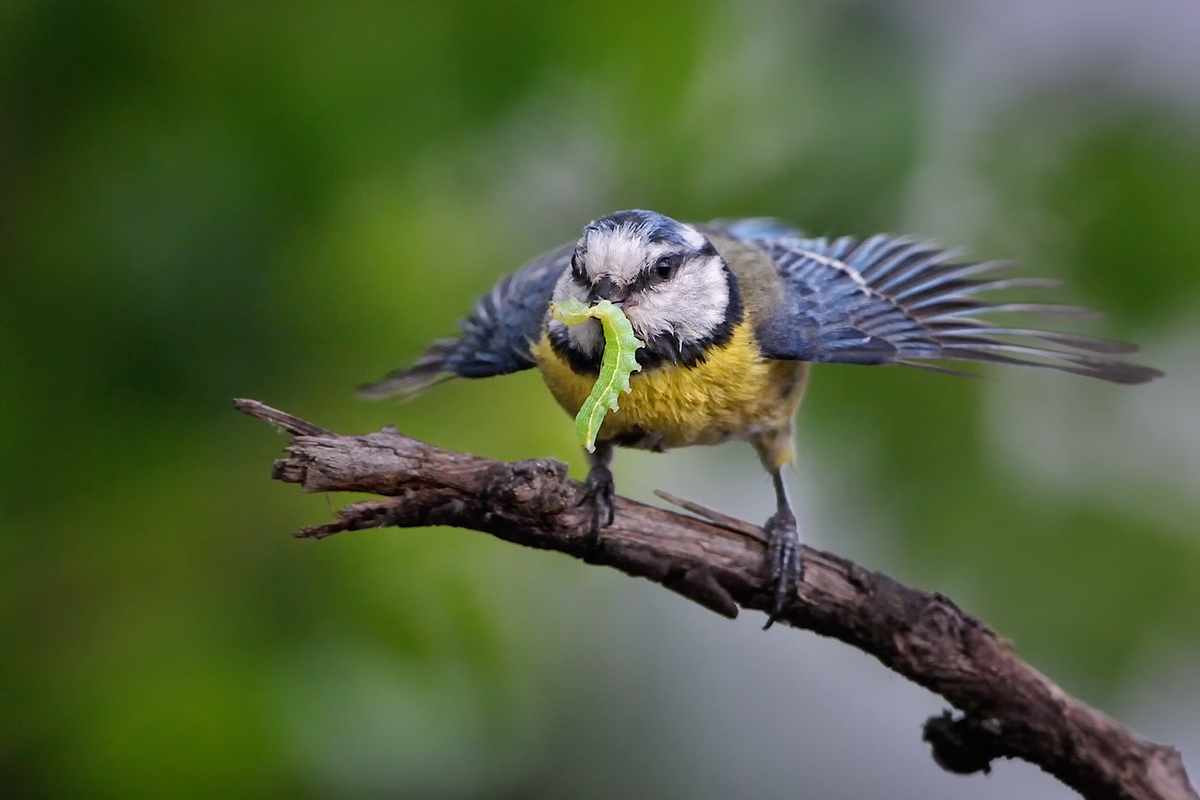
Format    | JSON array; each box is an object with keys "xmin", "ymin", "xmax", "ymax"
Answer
[
  {"xmin": 762, "ymin": 508, "xmax": 801, "ymax": 628},
  {"xmin": 762, "ymin": 470, "xmax": 802, "ymax": 629},
  {"xmin": 582, "ymin": 442, "xmax": 616, "ymax": 560},
  {"xmin": 584, "ymin": 464, "xmax": 615, "ymax": 536}
]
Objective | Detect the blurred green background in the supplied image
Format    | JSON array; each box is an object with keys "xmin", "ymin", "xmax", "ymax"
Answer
[{"xmin": 1, "ymin": 2, "xmax": 1196, "ymax": 798}]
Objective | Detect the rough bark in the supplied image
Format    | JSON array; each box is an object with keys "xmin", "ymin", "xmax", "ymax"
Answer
[{"xmin": 235, "ymin": 398, "xmax": 1196, "ymax": 800}]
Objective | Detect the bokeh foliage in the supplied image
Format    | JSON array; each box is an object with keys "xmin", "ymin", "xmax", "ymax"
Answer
[{"xmin": 1, "ymin": 1, "xmax": 1196, "ymax": 797}]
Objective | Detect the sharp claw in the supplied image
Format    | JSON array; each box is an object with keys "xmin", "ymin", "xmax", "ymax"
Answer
[
  {"xmin": 582, "ymin": 463, "xmax": 616, "ymax": 558},
  {"xmin": 762, "ymin": 509, "xmax": 802, "ymax": 630},
  {"xmin": 589, "ymin": 490, "xmax": 610, "ymax": 539}
]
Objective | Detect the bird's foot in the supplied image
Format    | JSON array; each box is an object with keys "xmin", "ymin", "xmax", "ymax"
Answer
[
  {"xmin": 581, "ymin": 461, "xmax": 616, "ymax": 559},
  {"xmin": 762, "ymin": 507, "xmax": 802, "ymax": 629}
]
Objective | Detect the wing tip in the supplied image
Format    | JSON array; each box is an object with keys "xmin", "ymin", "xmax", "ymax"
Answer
[
  {"xmin": 357, "ymin": 369, "xmax": 455, "ymax": 400},
  {"xmin": 1084, "ymin": 361, "xmax": 1164, "ymax": 385},
  {"xmin": 357, "ymin": 340, "xmax": 460, "ymax": 400}
]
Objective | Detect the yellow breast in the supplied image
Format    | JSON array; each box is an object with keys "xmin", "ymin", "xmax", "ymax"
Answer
[{"xmin": 531, "ymin": 321, "xmax": 807, "ymax": 451}]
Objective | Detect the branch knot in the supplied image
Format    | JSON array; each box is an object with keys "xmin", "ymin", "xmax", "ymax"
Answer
[{"xmin": 923, "ymin": 710, "xmax": 1008, "ymax": 775}]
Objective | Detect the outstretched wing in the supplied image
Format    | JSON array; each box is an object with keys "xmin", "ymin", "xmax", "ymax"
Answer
[
  {"xmin": 744, "ymin": 233, "xmax": 1161, "ymax": 384},
  {"xmin": 359, "ymin": 243, "xmax": 572, "ymax": 398},
  {"xmin": 707, "ymin": 217, "xmax": 806, "ymax": 244}
]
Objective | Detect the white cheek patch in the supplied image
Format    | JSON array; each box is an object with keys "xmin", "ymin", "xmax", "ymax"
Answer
[
  {"xmin": 627, "ymin": 255, "xmax": 729, "ymax": 343},
  {"xmin": 551, "ymin": 269, "xmax": 586, "ymax": 304},
  {"xmin": 550, "ymin": 271, "xmax": 604, "ymax": 354}
]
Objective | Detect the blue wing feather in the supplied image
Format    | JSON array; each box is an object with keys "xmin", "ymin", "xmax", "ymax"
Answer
[
  {"xmin": 733, "ymin": 230, "xmax": 1160, "ymax": 385},
  {"xmin": 712, "ymin": 217, "xmax": 806, "ymax": 243},
  {"xmin": 359, "ymin": 244, "xmax": 571, "ymax": 398}
]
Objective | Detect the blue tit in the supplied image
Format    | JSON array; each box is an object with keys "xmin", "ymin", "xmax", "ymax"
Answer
[{"xmin": 361, "ymin": 209, "xmax": 1161, "ymax": 626}]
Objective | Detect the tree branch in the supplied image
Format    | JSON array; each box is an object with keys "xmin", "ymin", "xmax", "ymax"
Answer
[{"xmin": 235, "ymin": 398, "xmax": 1196, "ymax": 800}]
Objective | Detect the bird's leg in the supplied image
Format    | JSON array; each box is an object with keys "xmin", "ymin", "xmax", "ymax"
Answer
[
  {"xmin": 582, "ymin": 441, "xmax": 616, "ymax": 555},
  {"xmin": 763, "ymin": 469, "xmax": 802, "ymax": 629}
]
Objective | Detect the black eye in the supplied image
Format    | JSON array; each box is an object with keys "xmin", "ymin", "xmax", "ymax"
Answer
[{"xmin": 654, "ymin": 256, "xmax": 678, "ymax": 281}]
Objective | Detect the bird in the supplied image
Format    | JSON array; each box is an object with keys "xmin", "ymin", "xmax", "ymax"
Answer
[{"xmin": 360, "ymin": 209, "xmax": 1161, "ymax": 627}]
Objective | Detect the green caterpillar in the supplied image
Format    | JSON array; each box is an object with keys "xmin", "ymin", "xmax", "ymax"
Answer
[{"xmin": 549, "ymin": 298, "xmax": 644, "ymax": 452}]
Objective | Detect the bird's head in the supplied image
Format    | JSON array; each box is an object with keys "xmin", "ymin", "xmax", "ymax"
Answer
[{"xmin": 550, "ymin": 210, "xmax": 742, "ymax": 369}]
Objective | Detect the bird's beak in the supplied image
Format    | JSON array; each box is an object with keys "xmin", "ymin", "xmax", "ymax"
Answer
[{"xmin": 588, "ymin": 277, "xmax": 629, "ymax": 306}]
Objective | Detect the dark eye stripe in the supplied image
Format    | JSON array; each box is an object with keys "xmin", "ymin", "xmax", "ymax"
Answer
[
  {"xmin": 628, "ymin": 255, "xmax": 679, "ymax": 294},
  {"xmin": 628, "ymin": 269, "xmax": 655, "ymax": 294},
  {"xmin": 570, "ymin": 253, "xmax": 587, "ymax": 283}
]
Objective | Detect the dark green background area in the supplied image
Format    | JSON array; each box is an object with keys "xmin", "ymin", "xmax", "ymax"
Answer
[{"xmin": 1, "ymin": 2, "xmax": 1196, "ymax": 797}]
